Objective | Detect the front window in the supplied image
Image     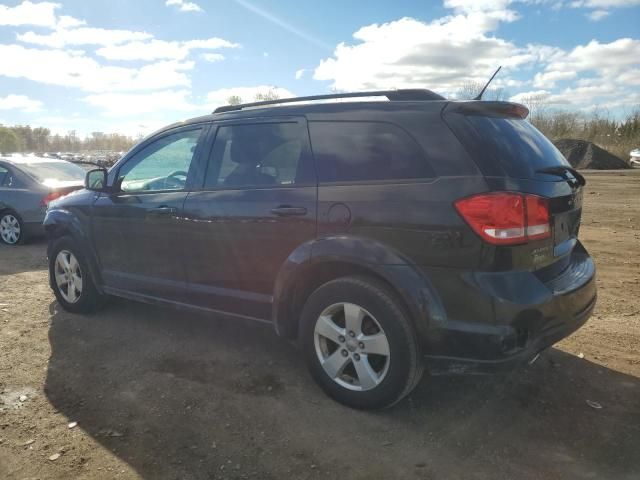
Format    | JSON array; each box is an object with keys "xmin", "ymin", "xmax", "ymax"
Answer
[{"xmin": 118, "ymin": 128, "xmax": 204, "ymax": 192}]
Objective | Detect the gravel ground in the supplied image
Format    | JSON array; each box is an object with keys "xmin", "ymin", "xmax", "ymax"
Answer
[{"xmin": 1, "ymin": 170, "xmax": 639, "ymax": 480}]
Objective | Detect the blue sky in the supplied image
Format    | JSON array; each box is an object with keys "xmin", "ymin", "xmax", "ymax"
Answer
[{"xmin": 0, "ymin": 0, "xmax": 638, "ymax": 136}]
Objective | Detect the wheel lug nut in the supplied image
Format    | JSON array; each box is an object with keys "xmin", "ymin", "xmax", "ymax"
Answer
[
  {"xmin": 338, "ymin": 335, "xmax": 345, "ymax": 343},
  {"xmin": 341, "ymin": 349, "xmax": 348, "ymax": 357},
  {"xmin": 354, "ymin": 353, "xmax": 360, "ymax": 361},
  {"xmin": 348, "ymin": 331, "xmax": 355, "ymax": 338},
  {"xmin": 358, "ymin": 342, "xmax": 364, "ymax": 349}
]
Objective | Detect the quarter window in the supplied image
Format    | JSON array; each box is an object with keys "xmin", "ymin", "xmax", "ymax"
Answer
[
  {"xmin": 309, "ymin": 121, "xmax": 433, "ymax": 182},
  {"xmin": 118, "ymin": 128, "xmax": 204, "ymax": 192},
  {"xmin": 204, "ymin": 122, "xmax": 312, "ymax": 188}
]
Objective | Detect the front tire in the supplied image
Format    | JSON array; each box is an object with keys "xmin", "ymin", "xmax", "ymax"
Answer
[
  {"xmin": 49, "ymin": 236, "xmax": 106, "ymax": 313},
  {"xmin": 300, "ymin": 276, "xmax": 423, "ymax": 409}
]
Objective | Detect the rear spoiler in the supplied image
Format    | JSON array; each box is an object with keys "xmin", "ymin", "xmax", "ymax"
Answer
[{"xmin": 444, "ymin": 101, "xmax": 529, "ymax": 119}]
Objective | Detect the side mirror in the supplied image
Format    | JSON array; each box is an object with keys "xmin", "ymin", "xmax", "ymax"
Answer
[{"xmin": 85, "ymin": 168, "xmax": 108, "ymax": 191}]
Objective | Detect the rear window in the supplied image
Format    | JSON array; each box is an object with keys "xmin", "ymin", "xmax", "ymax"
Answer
[
  {"xmin": 448, "ymin": 115, "xmax": 570, "ymax": 179},
  {"xmin": 309, "ymin": 121, "xmax": 434, "ymax": 183},
  {"xmin": 19, "ymin": 161, "xmax": 86, "ymax": 184}
]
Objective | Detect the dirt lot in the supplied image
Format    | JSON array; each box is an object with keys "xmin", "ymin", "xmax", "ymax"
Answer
[{"xmin": 1, "ymin": 170, "xmax": 639, "ymax": 480}]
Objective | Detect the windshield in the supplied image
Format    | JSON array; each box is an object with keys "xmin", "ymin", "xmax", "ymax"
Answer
[
  {"xmin": 19, "ymin": 161, "xmax": 86, "ymax": 185},
  {"xmin": 448, "ymin": 115, "xmax": 571, "ymax": 179}
]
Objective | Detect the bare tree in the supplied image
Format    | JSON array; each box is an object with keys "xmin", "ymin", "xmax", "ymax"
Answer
[
  {"xmin": 456, "ymin": 81, "xmax": 510, "ymax": 101},
  {"xmin": 254, "ymin": 88, "xmax": 281, "ymax": 102},
  {"xmin": 226, "ymin": 95, "xmax": 243, "ymax": 106},
  {"xmin": 518, "ymin": 93, "xmax": 550, "ymax": 123}
]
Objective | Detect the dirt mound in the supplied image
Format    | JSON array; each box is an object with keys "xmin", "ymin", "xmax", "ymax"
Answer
[{"xmin": 554, "ymin": 139, "xmax": 629, "ymax": 170}]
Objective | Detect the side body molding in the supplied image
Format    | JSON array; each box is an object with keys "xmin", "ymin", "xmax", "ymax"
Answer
[{"xmin": 272, "ymin": 235, "xmax": 447, "ymax": 346}]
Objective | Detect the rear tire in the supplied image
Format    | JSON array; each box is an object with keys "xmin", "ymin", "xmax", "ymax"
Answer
[
  {"xmin": 0, "ymin": 210, "xmax": 25, "ymax": 245},
  {"xmin": 49, "ymin": 236, "xmax": 106, "ymax": 313},
  {"xmin": 300, "ymin": 275, "xmax": 423, "ymax": 409}
]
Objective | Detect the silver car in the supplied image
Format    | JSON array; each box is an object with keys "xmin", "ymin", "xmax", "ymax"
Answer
[{"xmin": 0, "ymin": 155, "xmax": 85, "ymax": 245}]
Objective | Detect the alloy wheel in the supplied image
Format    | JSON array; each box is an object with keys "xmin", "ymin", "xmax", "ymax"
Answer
[
  {"xmin": 314, "ymin": 302, "xmax": 391, "ymax": 391},
  {"xmin": 0, "ymin": 214, "xmax": 21, "ymax": 244},
  {"xmin": 54, "ymin": 250, "xmax": 83, "ymax": 304}
]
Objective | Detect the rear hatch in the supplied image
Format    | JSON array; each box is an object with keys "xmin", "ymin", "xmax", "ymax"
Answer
[{"xmin": 443, "ymin": 101, "xmax": 584, "ymax": 272}]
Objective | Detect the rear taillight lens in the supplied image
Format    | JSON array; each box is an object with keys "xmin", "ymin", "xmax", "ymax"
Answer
[
  {"xmin": 454, "ymin": 192, "xmax": 550, "ymax": 245},
  {"xmin": 41, "ymin": 191, "xmax": 65, "ymax": 207}
]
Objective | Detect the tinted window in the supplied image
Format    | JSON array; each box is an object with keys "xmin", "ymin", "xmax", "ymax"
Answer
[
  {"xmin": 309, "ymin": 121, "xmax": 433, "ymax": 183},
  {"xmin": 18, "ymin": 161, "xmax": 85, "ymax": 185},
  {"xmin": 119, "ymin": 128, "xmax": 203, "ymax": 192},
  {"xmin": 205, "ymin": 122, "xmax": 311, "ymax": 188},
  {"xmin": 0, "ymin": 166, "xmax": 8, "ymax": 186},
  {"xmin": 455, "ymin": 116, "xmax": 570, "ymax": 179}
]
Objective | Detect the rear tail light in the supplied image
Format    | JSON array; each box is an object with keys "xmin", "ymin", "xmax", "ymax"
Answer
[
  {"xmin": 41, "ymin": 191, "xmax": 65, "ymax": 207},
  {"xmin": 454, "ymin": 192, "xmax": 550, "ymax": 245}
]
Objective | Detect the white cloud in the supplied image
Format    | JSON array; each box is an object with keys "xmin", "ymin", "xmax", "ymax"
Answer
[
  {"xmin": 84, "ymin": 90, "xmax": 202, "ymax": 117},
  {"xmin": 313, "ymin": 14, "xmax": 529, "ymax": 93},
  {"xmin": 56, "ymin": 15, "xmax": 85, "ymax": 29},
  {"xmin": 571, "ymin": 0, "xmax": 640, "ymax": 7},
  {"xmin": 0, "ymin": 94, "xmax": 43, "ymax": 112},
  {"xmin": 295, "ymin": 68, "xmax": 306, "ymax": 80},
  {"xmin": 0, "ymin": 1, "xmax": 59, "ymax": 27},
  {"xmin": 165, "ymin": 0, "xmax": 203, "ymax": 13},
  {"xmin": 96, "ymin": 38, "xmax": 238, "ymax": 61},
  {"xmin": 313, "ymin": 2, "xmax": 640, "ymax": 111},
  {"xmin": 539, "ymin": 38, "xmax": 640, "ymax": 84},
  {"xmin": 0, "ymin": 44, "xmax": 194, "ymax": 92},
  {"xmin": 206, "ymin": 86, "xmax": 295, "ymax": 109},
  {"xmin": 586, "ymin": 9, "xmax": 610, "ymax": 19},
  {"xmin": 201, "ymin": 53, "xmax": 225, "ymax": 62},
  {"xmin": 17, "ymin": 26, "xmax": 153, "ymax": 48}
]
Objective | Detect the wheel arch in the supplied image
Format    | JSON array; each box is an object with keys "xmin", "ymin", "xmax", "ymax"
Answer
[
  {"xmin": 44, "ymin": 208, "xmax": 104, "ymax": 291},
  {"xmin": 272, "ymin": 236, "xmax": 447, "ymax": 346}
]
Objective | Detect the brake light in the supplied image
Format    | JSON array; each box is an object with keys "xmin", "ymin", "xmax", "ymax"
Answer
[
  {"xmin": 41, "ymin": 191, "xmax": 65, "ymax": 207},
  {"xmin": 454, "ymin": 193, "xmax": 550, "ymax": 245}
]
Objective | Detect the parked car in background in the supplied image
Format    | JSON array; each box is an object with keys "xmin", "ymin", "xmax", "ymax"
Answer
[
  {"xmin": 630, "ymin": 148, "xmax": 640, "ymax": 167},
  {"xmin": 0, "ymin": 155, "xmax": 85, "ymax": 245},
  {"xmin": 44, "ymin": 90, "xmax": 596, "ymax": 409}
]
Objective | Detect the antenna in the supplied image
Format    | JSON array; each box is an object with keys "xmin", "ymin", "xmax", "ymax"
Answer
[{"xmin": 474, "ymin": 66, "xmax": 502, "ymax": 101}]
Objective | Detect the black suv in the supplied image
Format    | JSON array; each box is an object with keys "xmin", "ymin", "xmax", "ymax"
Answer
[{"xmin": 45, "ymin": 90, "xmax": 596, "ymax": 409}]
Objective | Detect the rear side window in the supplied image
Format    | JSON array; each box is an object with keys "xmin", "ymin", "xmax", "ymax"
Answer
[
  {"xmin": 449, "ymin": 115, "xmax": 570, "ymax": 179},
  {"xmin": 309, "ymin": 121, "xmax": 434, "ymax": 183},
  {"xmin": 17, "ymin": 161, "xmax": 85, "ymax": 186},
  {"xmin": 204, "ymin": 122, "xmax": 313, "ymax": 188},
  {"xmin": 0, "ymin": 166, "xmax": 8, "ymax": 186}
]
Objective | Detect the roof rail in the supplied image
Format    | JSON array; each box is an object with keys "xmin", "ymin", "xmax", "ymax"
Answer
[{"xmin": 213, "ymin": 89, "xmax": 445, "ymax": 113}]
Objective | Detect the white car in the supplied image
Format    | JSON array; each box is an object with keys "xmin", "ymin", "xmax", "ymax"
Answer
[{"xmin": 630, "ymin": 148, "xmax": 640, "ymax": 167}]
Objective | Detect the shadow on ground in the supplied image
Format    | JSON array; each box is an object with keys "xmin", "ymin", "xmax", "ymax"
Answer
[
  {"xmin": 45, "ymin": 299, "xmax": 640, "ymax": 480},
  {"xmin": 0, "ymin": 238, "xmax": 48, "ymax": 276}
]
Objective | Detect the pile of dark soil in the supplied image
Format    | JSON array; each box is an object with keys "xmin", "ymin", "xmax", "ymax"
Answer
[{"xmin": 553, "ymin": 139, "xmax": 629, "ymax": 170}]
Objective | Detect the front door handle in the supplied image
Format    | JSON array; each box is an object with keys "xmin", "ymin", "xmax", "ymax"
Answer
[
  {"xmin": 147, "ymin": 206, "xmax": 178, "ymax": 216},
  {"xmin": 270, "ymin": 206, "xmax": 308, "ymax": 216}
]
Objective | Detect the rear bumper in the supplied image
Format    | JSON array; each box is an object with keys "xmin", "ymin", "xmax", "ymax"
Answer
[{"xmin": 423, "ymin": 243, "xmax": 597, "ymax": 374}]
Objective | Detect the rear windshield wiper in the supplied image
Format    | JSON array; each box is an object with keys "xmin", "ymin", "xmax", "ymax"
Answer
[{"xmin": 536, "ymin": 166, "xmax": 586, "ymax": 187}]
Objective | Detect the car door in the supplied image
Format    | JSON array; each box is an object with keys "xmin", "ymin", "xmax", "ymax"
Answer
[
  {"xmin": 182, "ymin": 117, "xmax": 317, "ymax": 319},
  {"xmin": 91, "ymin": 124, "xmax": 209, "ymax": 302}
]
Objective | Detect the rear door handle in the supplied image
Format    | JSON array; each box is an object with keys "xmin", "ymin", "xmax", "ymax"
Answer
[
  {"xmin": 270, "ymin": 206, "xmax": 308, "ymax": 216},
  {"xmin": 147, "ymin": 206, "xmax": 178, "ymax": 216}
]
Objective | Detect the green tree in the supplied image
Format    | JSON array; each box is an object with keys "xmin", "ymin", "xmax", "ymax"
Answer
[
  {"xmin": 0, "ymin": 127, "xmax": 19, "ymax": 153},
  {"xmin": 227, "ymin": 95, "xmax": 243, "ymax": 105}
]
